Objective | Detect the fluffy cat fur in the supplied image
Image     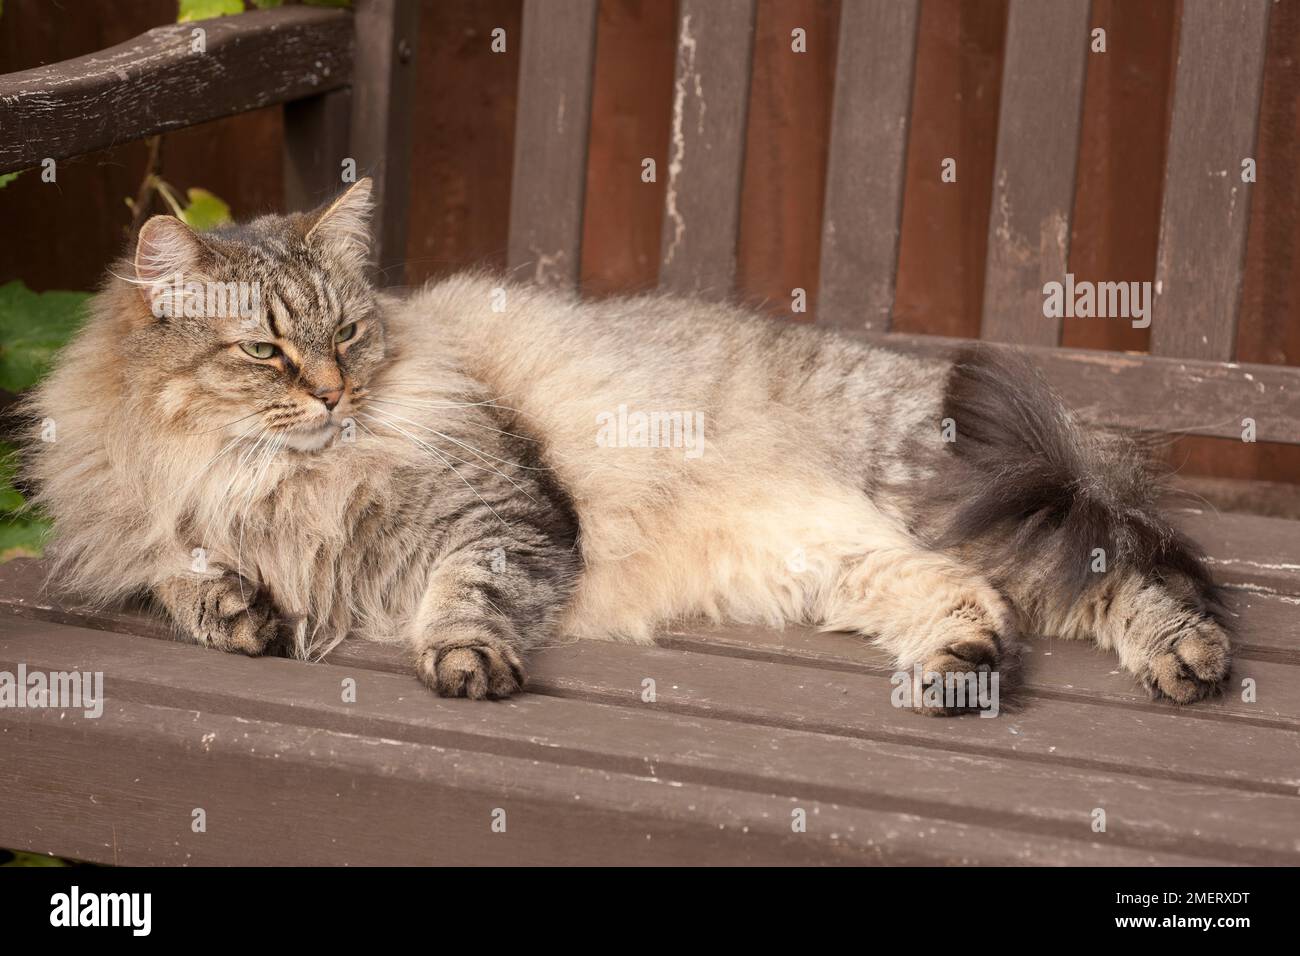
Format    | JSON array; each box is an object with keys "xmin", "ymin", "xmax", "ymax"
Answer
[{"xmin": 21, "ymin": 179, "xmax": 1231, "ymax": 709}]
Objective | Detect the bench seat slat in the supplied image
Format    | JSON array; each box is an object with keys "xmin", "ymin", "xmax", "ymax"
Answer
[
  {"xmin": 659, "ymin": 620, "xmax": 1300, "ymax": 730},
  {"xmin": 522, "ymin": 643, "xmax": 1300, "ymax": 798},
  {"xmin": 2, "ymin": 617, "xmax": 1295, "ymax": 865},
  {"xmin": 8, "ymin": 693, "xmax": 1219, "ymax": 867},
  {"xmin": 2, "ymin": 694, "xmax": 920, "ymax": 866},
  {"xmin": 1173, "ymin": 507, "xmax": 1300, "ymax": 599}
]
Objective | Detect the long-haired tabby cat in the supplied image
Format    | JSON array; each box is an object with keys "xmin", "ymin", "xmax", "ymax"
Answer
[{"xmin": 22, "ymin": 179, "xmax": 1230, "ymax": 710}]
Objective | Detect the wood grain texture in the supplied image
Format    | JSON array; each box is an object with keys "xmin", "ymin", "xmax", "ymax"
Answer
[
  {"xmin": 0, "ymin": 6, "xmax": 353, "ymax": 176},
  {"xmin": 579, "ymin": 0, "xmax": 676, "ymax": 297},
  {"xmin": 402, "ymin": 0, "xmax": 521, "ymax": 285},
  {"xmin": 1170, "ymin": 474, "xmax": 1300, "ymax": 522},
  {"xmin": 1239, "ymin": 0, "xmax": 1300, "ymax": 369},
  {"xmin": 1208, "ymin": 0, "xmax": 1300, "ymax": 490},
  {"xmin": 283, "ymin": 88, "xmax": 352, "ymax": 213},
  {"xmin": 0, "ymin": 571, "xmax": 1296, "ymax": 865},
  {"xmin": 506, "ymin": 0, "xmax": 600, "ymax": 289},
  {"xmin": 817, "ymin": 0, "xmax": 920, "ymax": 332},
  {"xmin": 735, "ymin": 0, "xmax": 839, "ymax": 319},
  {"xmin": 657, "ymin": 0, "xmax": 758, "ymax": 299},
  {"xmin": 1172, "ymin": 507, "xmax": 1300, "ymax": 599},
  {"xmin": 980, "ymin": 0, "xmax": 1090, "ymax": 346},
  {"xmin": 890, "ymin": 0, "xmax": 1008, "ymax": 339},
  {"xmin": 349, "ymin": 0, "xmax": 422, "ymax": 283},
  {"xmin": 1151, "ymin": 0, "xmax": 1271, "ymax": 360},
  {"xmin": 3, "ymin": 696, "xmax": 883, "ymax": 866},
  {"xmin": 1062, "ymin": 0, "xmax": 1177, "ymax": 354},
  {"xmin": 864, "ymin": 331, "xmax": 1300, "ymax": 445}
]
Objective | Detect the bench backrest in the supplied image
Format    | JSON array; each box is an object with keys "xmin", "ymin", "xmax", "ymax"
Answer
[
  {"xmin": 506, "ymin": 0, "xmax": 1299, "ymax": 447},
  {"xmin": 0, "ymin": 1, "xmax": 420, "ymax": 280},
  {"xmin": 1, "ymin": 0, "xmax": 1293, "ymax": 447}
]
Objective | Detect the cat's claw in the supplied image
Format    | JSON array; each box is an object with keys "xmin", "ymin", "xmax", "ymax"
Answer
[
  {"xmin": 1139, "ymin": 618, "xmax": 1231, "ymax": 704},
  {"xmin": 417, "ymin": 633, "xmax": 525, "ymax": 699},
  {"xmin": 195, "ymin": 573, "xmax": 283, "ymax": 656},
  {"xmin": 912, "ymin": 628, "xmax": 1013, "ymax": 717}
]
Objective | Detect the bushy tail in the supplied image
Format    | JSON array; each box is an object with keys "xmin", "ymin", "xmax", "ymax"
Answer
[{"xmin": 922, "ymin": 346, "xmax": 1222, "ymax": 624}]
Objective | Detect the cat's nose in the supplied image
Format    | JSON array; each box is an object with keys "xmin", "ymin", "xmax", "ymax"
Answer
[{"xmin": 313, "ymin": 385, "xmax": 343, "ymax": 410}]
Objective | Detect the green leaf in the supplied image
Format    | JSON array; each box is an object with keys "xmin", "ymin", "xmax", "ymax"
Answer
[
  {"xmin": 0, "ymin": 281, "xmax": 89, "ymax": 393},
  {"xmin": 179, "ymin": 188, "xmax": 232, "ymax": 231},
  {"xmin": 0, "ymin": 170, "xmax": 21, "ymax": 189},
  {"xmin": 0, "ymin": 438, "xmax": 47, "ymax": 562},
  {"xmin": 1, "ymin": 850, "xmax": 70, "ymax": 867},
  {"xmin": 251, "ymin": 0, "xmax": 284, "ymax": 7},
  {"xmin": 0, "ymin": 485, "xmax": 23, "ymax": 513},
  {"xmin": 0, "ymin": 442, "xmax": 24, "ymax": 513},
  {"xmin": 0, "ymin": 513, "xmax": 49, "ymax": 562},
  {"xmin": 177, "ymin": 0, "xmax": 245, "ymax": 23}
]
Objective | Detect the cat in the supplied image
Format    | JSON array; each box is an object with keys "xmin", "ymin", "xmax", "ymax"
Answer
[{"xmin": 21, "ymin": 178, "xmax": 1231, "ymax": 710}]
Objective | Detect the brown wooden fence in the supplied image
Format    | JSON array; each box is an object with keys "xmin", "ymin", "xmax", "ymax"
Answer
[{"xmin": 2, "ymin": 0, "xmax": 1299, "ymax": 488}]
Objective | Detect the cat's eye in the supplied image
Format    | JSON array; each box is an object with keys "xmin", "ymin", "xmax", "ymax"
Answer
[
  {"xmin": 240, "ymin": 341, "xmax": 278, "ymax": 360},
  {"xmin": 334, "ymin": 322, "xmax": 358, "ymax": 345}
]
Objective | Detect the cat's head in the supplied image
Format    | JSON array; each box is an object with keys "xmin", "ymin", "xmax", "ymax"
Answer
[{"xmin": 122, "ymin": 178, "xmax": 384, "ymax": 452}]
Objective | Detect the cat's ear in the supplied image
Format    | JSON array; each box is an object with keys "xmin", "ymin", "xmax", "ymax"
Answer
[
  {"xmin": 306, "ymin": 177, "xmax": 373, "ymax": 270},
  {"xmin": 134, "ymin": 215, "xmax": 209, "ymax": 287}
]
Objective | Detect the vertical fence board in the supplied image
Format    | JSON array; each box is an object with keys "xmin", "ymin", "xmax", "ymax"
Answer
[
  {"xmin": 816, "ymin": 0, "xmax": 920, "ymax": 331},
  {"xmin": 1060, "ymin": 0, "xmax": 1176, "ymax": 354},
  {"xmin": 283, "ymin": 88, "xmax": 352, "ymax": 213},
  {"xmin": 980, "ymin": 0, "xmax": 1090, "ymax": 346},
  {"xmin": 506, "ymin": 0, "xmax": 600, "ymax": 289},
  {"xmin": 657, "ymin": 0, "xmax": 758, "ymax": 299},
  {"xmin": 350, "ymin": 0, "xmax": 421, "ymax": 284},
  {"xmin": 1151, "ymin": 0, "xmax": 1271, "ymax": 361}
]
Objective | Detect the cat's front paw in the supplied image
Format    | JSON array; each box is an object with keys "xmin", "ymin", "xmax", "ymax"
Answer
[
  {"xmin": 416, "ymin": 629, "xmax": 526, "ymax": 700},
  {"xmin": 913, "ymin": 633, "xmax": 1000, "ymax": 717},
  {"xmin": 195, "ymin": 573, "xmax": 283, "ymax": 656},
  {"xmin": 1138, "ymin": 617, "xmax": 1231, "ymax": 704}
]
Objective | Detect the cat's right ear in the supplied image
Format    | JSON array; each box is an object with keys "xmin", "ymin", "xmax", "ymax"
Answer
[{"xmin": 134, "ymin": 215, "xmax": 208, "ymax": 289}]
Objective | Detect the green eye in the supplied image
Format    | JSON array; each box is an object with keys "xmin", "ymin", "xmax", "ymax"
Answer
[
  {"xmin": 334, "ymin": 322, "xmax": 358, "ymax": 345},
  {"xmin": 240, "ymin": 341, "xmax": 278, "ymax": 359}
]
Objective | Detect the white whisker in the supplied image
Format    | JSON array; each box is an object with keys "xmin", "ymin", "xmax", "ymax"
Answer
[
  {"xmin": 366, "ymin": 397, "xmax": 538, "ymax": 443},
  {"xmin": 358, "ymin": 407, "xmax": 537, "ymax": 501},
  {"xmin": 356, "ymin": 411, "xmax": 513, "ymax": 529},
  {"xmin": 364, "ymin": 406, "xmax": 546, "ymax": 475}
]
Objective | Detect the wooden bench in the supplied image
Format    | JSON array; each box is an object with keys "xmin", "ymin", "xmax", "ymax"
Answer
[{"xmin": 1, "ymin": 0, "xmax": 1298, "ymax": 865}]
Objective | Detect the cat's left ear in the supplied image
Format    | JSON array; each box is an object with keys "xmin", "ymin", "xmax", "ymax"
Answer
[{"xmin": 306, "ymin": 177, "xmax": 373, "ymax": 271}]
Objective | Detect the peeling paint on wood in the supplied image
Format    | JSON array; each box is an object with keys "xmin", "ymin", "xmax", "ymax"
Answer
[
  {"xmin": 980, "ymin": 0, "xmax": 1089, "ymax": 346},
  {"xmin": 862, "ymin": 330, "xmax": 1300, "ymax": 444},
  {"xmin": 657, "ymin": 0, "xmax": 756, "ymax": 300},
  {"xmin": 1151, "ymin": 0, "xmax": 1271, "ymax": 361},
  {"xmin": 506, "ymin": 0, "xmax": 599, "ymax": 289}
]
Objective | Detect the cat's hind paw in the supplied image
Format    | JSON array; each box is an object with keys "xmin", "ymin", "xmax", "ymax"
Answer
[{"xmin": 1138, "ymin": 617, "xmax": 1231, "ymax": 704}]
